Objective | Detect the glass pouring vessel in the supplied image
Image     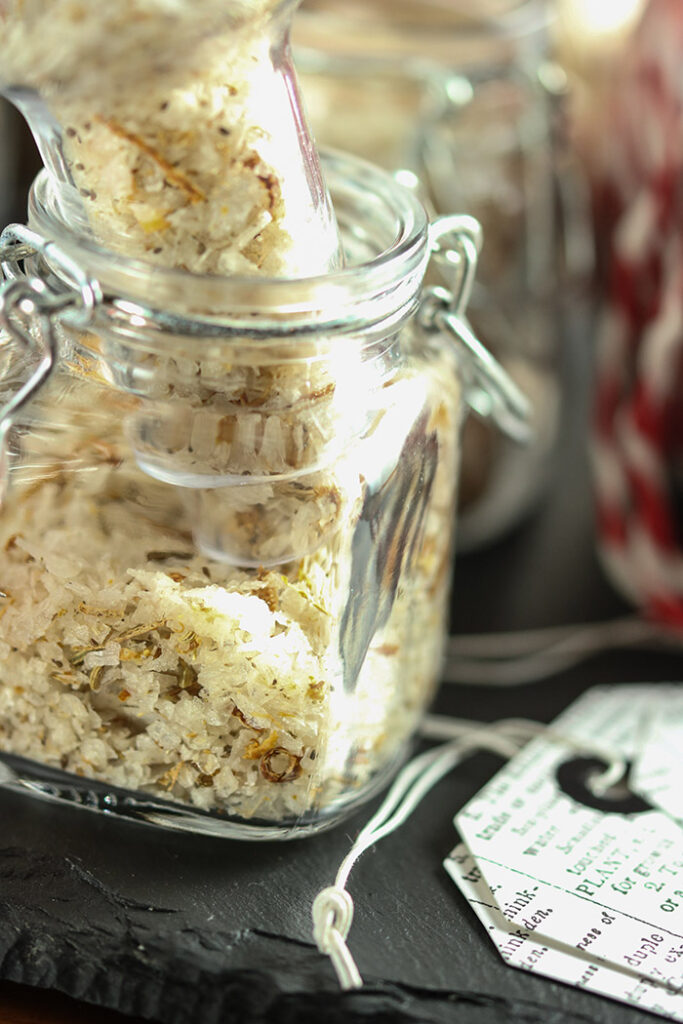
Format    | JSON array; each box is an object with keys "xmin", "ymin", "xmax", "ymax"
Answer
[{"xmin": 0, "ymin": 0, "xmax": 341, "ymax": 276}]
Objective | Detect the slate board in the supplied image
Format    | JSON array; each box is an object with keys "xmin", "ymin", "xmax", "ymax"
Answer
[{"xmin": 1, "ymin": 307, "xmax": 681, "ymax": 1024}]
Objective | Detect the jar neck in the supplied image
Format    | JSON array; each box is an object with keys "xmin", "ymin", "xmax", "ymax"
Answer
[{"xmin": 26, "ymin": 150, "xmax": 429, "ymax": 354}]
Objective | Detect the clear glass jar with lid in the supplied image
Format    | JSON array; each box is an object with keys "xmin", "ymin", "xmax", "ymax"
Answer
[
  {"xmin": 0, "ymin": 151, "xmax": 527, "ymax": 839},
  {"xmin": 295, "ymin": 0, "xmax": 566, "ymax": 550}
]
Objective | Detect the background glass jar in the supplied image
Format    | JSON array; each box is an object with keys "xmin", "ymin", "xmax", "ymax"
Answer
[
  {"xmin": 294, "ymin": 0, "xmax": 566, "ymax": 550},
  {"xmin": 0, "ymin": 152, "xmax": 526, "ymax": 839}
]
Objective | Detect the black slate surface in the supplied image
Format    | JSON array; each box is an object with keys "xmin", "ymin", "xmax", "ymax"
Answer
[{"xmin": 1, "ymin": 318, "xmax": 682, "ymax": 1024}]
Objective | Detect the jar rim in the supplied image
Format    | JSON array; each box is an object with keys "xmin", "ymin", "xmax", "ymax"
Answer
[{"xmin": 27, "ymin": 149, "xmax": 430, "ymax": 333}]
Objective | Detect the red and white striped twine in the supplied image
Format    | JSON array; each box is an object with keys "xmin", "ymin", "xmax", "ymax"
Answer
[{"xmin": 591, "ymin": 0, "xmax": 683, "ymax": 630}]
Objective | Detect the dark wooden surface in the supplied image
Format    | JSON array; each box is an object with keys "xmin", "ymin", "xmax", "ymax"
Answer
[{"xmin": 0, "ymin": 983, "xmax": 133, "ymax": 1023}]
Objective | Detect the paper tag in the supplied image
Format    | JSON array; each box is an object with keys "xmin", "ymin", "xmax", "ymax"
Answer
[
  {"xmin": 631, "ymin": 689, "xmax": 683, "ymax": 825},
  {"xmin": 449, "ymin": 685, "xmax": 683, "ymax": 1019},
  {"xmin": 446, "ymin": 841, "xmax": 683, "ymax": 1020}
]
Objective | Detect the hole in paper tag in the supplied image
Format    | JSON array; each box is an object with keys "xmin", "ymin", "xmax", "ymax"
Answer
[{"xmin": 556, "ymin": 757, "xmax": 654, "ymax": 815}]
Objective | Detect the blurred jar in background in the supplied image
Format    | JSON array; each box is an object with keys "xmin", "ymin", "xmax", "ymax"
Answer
[
  {"xmin": 295, "ymin": 0, "xmax": 572, "ymax": 550},
  {"xmin": 552, "ymin": 0, "xmax": 648, "ymax": 279}
]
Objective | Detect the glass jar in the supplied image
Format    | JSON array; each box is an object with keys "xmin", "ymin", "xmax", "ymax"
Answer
[
  {"xmin": 0, "ymin": 151, "xmax": 527, "ymax": 839},
  {"xmin": 295, "ymin": 0, "xmax": 566, "ymax": 549}
]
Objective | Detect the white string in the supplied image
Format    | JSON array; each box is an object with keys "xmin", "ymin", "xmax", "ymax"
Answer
[
  {"xmin": 311, "ymin": 713, "xmax": 629, "ymax": 989},
  {"xmin": 445, "ymin": 616, "xmax": 656, "ymax": 658},
  {"xmin": 443, "ymin": 616, "xmax": 678, "ymax": 686},
  {"xmin": 312, "ymin": 738, "xmax": 485, "ymax": 990},
  {"xmin": 420, "ymin": 715, "xmax": 628, "ymax": 793}
]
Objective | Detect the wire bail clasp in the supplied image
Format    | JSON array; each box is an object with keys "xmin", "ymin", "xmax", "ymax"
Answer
[
  {"xmin": 420, "ymin": 214, "xmax": 532, "ymax": 443},
  {"xmin": 0, "ymin": 224, "xmax": 101, "ymax": 484}
]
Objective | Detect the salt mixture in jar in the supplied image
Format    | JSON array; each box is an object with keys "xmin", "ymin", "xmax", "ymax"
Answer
[{"xmin": 0, "ymin": 0, "xmax": 527, "ymax": 837}]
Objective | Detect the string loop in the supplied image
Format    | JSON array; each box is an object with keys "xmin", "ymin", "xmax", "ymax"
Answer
[{"xmin": 312, "ymin": 886, "xmax": 362, "ymax": 990}]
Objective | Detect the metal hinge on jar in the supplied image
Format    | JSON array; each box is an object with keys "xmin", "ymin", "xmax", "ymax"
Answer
[
  {"xmin": 0, "ymin": 224, "xmax": 101, "ymax": 477},
  {"xmin": 420, "ymin": 214, "xmax": 533, "ymax": 444}
]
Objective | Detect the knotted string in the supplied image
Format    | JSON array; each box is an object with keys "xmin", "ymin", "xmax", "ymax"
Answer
[{"xmin": 312, "ymin": 715, "xmax": 627, "ymax": 988}]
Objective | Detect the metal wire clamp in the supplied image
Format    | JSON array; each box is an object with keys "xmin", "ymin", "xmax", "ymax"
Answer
[
  {"xmin": 0, "ymin": 224, "xmax": 102, "ymax": 476},
  {"xmin": 421, "ymin": 214, "xmax": 533, "ymax": 443}
]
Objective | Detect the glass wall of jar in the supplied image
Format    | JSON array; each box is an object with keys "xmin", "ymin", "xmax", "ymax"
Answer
[
  {"xmin": 295, "ymin": 0, "xmax": 566, "ymax": 550},
  {"xmin": 0, "ymin": 153, "xmax": 527, "ymax": 839}
]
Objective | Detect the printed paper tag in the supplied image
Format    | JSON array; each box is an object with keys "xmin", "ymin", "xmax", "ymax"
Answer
[
  {"xmin": 446, "ymin": 842, "xmax": 683, "ymax": 1020},
  {"xmin": 448, "ymin": 684, "xmax": 683, "ymax": 1019},
  {"xmin": 631, "ymin": 688, "xmax": 683, "ymax": 826}
]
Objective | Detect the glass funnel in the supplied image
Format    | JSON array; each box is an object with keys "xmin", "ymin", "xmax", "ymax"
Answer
[{"xmin": 0, "ymin": 0, "xmax": 341, "ymax": 276}]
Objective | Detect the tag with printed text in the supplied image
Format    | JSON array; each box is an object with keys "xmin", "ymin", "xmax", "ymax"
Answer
[
  {"xmin": 447, "ymin": 685, "xmax": 683, "ymax": 1020},
  {"xmin": 632, "ymin": 689, "xmax": 683, "ymax": 826}
]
